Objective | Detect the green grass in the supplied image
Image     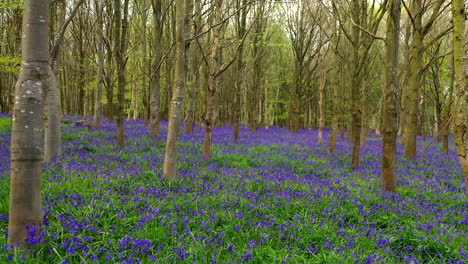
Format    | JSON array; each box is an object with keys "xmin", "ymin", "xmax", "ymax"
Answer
[{"xmin": 0, "ymin": 117, "xmax": 11, "ymax": 133}]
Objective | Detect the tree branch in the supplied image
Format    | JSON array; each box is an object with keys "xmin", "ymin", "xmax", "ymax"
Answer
[
  {"xmin": 350, "ymin": 17, "xmax": 387, "ymax": 44},
  {"xmin": 50, "ymin": 0, "xmax": 86, "ymax": 62}
]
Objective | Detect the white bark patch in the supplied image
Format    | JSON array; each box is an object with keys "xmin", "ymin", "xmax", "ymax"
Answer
[
  {"xmin": 26, "ymin": 90, "xmax": 32, "ymax": 94},
  {"xmin": 25, "ymin": 126, "xmax": 29, "ymax": 128}
]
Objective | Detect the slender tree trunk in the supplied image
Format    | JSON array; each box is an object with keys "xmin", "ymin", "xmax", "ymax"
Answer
[
  {"xmin": 44, "ymin": 0, "xmax": 65, "ymax": 160},
  {"xmin": 330, "ymin": 59, "xmax": 339, "ymax": 153},
  {"xmin": 347, "ymin": 60, "xmax": 353, "ymax": 142},
  {"xmin": 114, "ymin": 0, "xmax": 129, "ymax": 148},
  {"xmin": 183, "ymin": 0, "xmax": 194, "ymax": 133},
  {"xmin": 45, "ymin": 0, "xmax": 83, "ymax": 159},
  {"xmin": 360, "ymin": 82, "xmax": 368, "ymax": 146},
  {"xmin": 233, "ymin": 0, "xmax": 247, "ymax": 141},
  {"xmin": 249, "ymin": 5, "xmax": 266, "ymax": 132},
  {"xmin": 233, "ymin": 45, "xmax": 243, "ymax": 141},
  {"xmin": 8, "ymin": 0, "xmax": 49, "ymax": 247},
  {"xmin": 375, "ymin": 97, "xmax": 383, "ymax": 136},
  {"xmin": 185, "ymin": 49, "xmax": 199, "ymax": 134},
  {"xmin": 204, "ymin": 84, "xmax": 216, "ymax": 160},
  {"xmin": 452, "ymin": 0, "xmax": 467, "ymax": 185},
  {"xmin": 93, "ymin": 0, "xmax": 105, "ymax": 129},
  {"xmin": 132, "ymin": 80, "xmax": 139, "ymax": 120},
  {"xmin": 289, "ymin": 100, "xmax": 301, "ymax": 133},
  {"xmin": 203, "ymin": 0, "xmax": 222, "ymax": 160},
  {"xmin": 163, "ymin": 0, "xmax": 186, "ymax": 180},
  {"xmin": 184, "ymin": 1, "xmax": 200, "ymax": 135},
  {"xmin": 44, "ymin": 68, "xmax": 61, "ymax": 160},
  {"xmin": 351, "ymin": 0, "xmax": 362, "ymax": 169},
  {"xmin": 442, "ymin": 54, "xmax": 455, "ymax": 154},
  {"xmin": 381, "ymin": 0, "xmax": 401, "ymax": 192},
  {"xmin": 421, "ymin": 94, "xmax": 426, "ymax": 141},
  {"xmin": 339, "ymin": 71, "xmax": 345, "ymax": 139},
  {"xmin": 106, "ymin": 42, "xmax": 114, "ymax": 121},
  {"xmin": 431, "ymin": 63, "xmax": 443, "ymax": 142},
  {"xmin": 375, "ymin": 112, "xmax": 381, "ymax": 136},
  {"xmin": 77, "ymin": 14, "xmax": 85, "ymax": 116},
  {"xmin": 318, "ymin": 67, "xmax": 325, "ymax": 145},
  {"xmin": 143, "ymin": 11, "xmax": 150, "ymax": 127},
  {"xmin": 150, "ymin": 0, "xmax": 162, "ymax": 140},
  {"xmin": 404, "ymin": 0, "xmax": 423, "ymax": 160},
  {"xmin": 398, "ymin": 18, "xmax": 411, "ymax": 139},
  {"xmin": 348, "ymin": 111, "xmax": 353, "ymax": 141}
]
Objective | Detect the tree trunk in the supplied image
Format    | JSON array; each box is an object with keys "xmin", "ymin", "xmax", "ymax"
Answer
[
  {"xmin": 77, "ymin": 13, "xmax": 86, "ymax": 116},
  {"xmin": 150, "ymin": 0, "xmax": 162, "ymax": 140},
  {"xmin": 105, "ymin": 2, "xmax": 114, "ymax": 123},
  {"xmin": 132, "ymin": 80, "xmax": 139, "ymax": 120},
  {"xmin": 203, "ymin": 0, "xmax": 222, "ymax": 160},
  {"xmin": 360, "ymin": 82, "xmax": 368, "ymax": 146},
  {"xmin": 8, "ymin": 0, "xmax": 49, "ymax": 247},
  {"xmin": 44, "ymin": 0, "xmax": 66, "ymax": 160},
  {"xmin": 233, "ymin": 0, "xmax": 247, "ymax": 141},
  {"xmin": 114, "ymin": 0, "xmax": 129, "ymax": 148},
  {"xmin": 330, "ymin": 56, "xmax": 339, "ymax": 153},
  {"xmin": 183, "ymin": 0, "xmax": 194, "ymax": 134},
  {"xmin": 163, "ymin": 0, "xmax": 186, "ymax": 180},
  {"xmin": 375, "ymin": 113, "xmax": 381, "ymax": 136},
  {"xmin": 249, "ymin": 5, "xmax": 265, "ymax": 132},
  {"xmin": 420, "ymin": 94, "xmax": 426, "ymax": 142},
  {"xmin": 44, "ymin": 68, "xmax": 61, "ymax": 160},
  {"xmin": 185, "ymin": 47, "xmax": 199, "ymax": 135},
  {"xmin": 204, "ymin": 87, "xmax": 216, "ymax": 159},
  {"xmin": 184, "ymin": 0, "xmax": 200, "ymax": 135},
  {"xmin": 93, "ymin": 0, "xmax": 105, "ymax": 129},
  {"xmin": 289, "ymin": 100, "xmax": 301, "ymax": 133},
  {"xmin": 233, "ymin": 49, "xmax": 243, "ymax": 141},
  {"xmin": 339, "ymin": 73, "xmax": 345, "ymax": 139},
  {"xmin": 381, "ymin": 0, "xmax": 401, "ymax": 192},
  {"xmin": 106, "ymin": 37, "xmax": 114, "ymax": 121},
  {"xmin": 318, "ymin": 67, "xmax": 325, "ymax": 145},
  {"xmin": 398, "ymin": 18, "xmax": 411, "ymax": 139},
  {"xmin": 403, "ymin": 0, "xmax": 423, "ymax": 160},
  {"xmin": 351, "ymin": 0, "xmax": 362, "ymax": 169},
  {"xmin": 452, "ymin": 0, "xmax": 467, "ymax": 185},
  {"xmin": 442, "ymin": 54, "xmax": 455, "ymax": 154}
]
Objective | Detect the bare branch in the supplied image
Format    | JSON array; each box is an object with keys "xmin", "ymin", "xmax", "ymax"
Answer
[
  {"xmin": 50, "ymin": 0, "xmax": 86, "ymax": 62},
  {"xmin": 350, "ymin": 17, "xmax": 387, "ymax": 44}
]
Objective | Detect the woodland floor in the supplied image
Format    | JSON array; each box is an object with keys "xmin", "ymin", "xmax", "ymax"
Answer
[{"xmin": 0, "ymin": 113, "xmax": 467, "ymax": 263}]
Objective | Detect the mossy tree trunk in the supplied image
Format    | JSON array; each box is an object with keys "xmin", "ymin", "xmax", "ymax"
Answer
[{"xmin": 452, "ymin": 0, "xmax": 467, "ymax": 185}]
